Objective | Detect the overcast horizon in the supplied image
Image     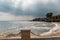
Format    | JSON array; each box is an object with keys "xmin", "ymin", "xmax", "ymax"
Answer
[{"xmin": 0, "ymin": 0, "xmax": 60, "ymax": 21}]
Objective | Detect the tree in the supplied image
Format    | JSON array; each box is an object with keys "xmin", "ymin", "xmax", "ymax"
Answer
[{"xmin": 46, "ymin": 12, "xmax": 53, "ymax": 18}]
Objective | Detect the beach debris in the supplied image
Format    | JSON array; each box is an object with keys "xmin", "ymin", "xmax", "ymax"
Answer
[
  {"xmin": 0, "ymin": 33, "xmax": 6, "ymax": 38},
  {"xmin": 6, "ymin": 33, "xmax": 16, "ymax": 38}
]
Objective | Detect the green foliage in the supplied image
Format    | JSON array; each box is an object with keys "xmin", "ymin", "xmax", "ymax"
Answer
[
  {"xmin": 46, "ymin": 12, "xmax": 53, "ymax": 18},
  {"xmin": 32, "ymin": 12, "xmax": 60, "ymax": 22},
  {"xmin": 45, "ymin": 12, "xmax": 60, "ymax": 22}
]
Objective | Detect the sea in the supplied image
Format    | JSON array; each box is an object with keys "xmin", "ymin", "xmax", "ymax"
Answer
[{"xmin": 0, "ymin": 21, "xmax": 56, "ymax": 34}]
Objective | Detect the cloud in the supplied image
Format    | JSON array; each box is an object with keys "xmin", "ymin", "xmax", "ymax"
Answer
[
  {"xmin": 0, "ymin": 12, "xmax": 34, "ymax": 21},
  {"xmin": 0, "ymin": 0, "xmax": 60, "ymax": 19}
]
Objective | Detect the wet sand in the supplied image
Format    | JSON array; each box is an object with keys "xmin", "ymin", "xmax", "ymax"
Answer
[{"xmin": 40, "ymin": 22, "xmax": 60, "ymax": 37}]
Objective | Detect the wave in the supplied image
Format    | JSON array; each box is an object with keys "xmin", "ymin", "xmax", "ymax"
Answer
[
  {"xmin": 40, "ymin": 23, "xmax": 60, "ymax": 36},
  {"xmin": 0, "ymin": 21, "xmax": 57, "ymax": 34}
]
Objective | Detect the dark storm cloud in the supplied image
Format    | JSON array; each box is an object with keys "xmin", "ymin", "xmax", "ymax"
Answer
[
  {"xmin": 0, "ymin": 0, "xmax": 60, "ymax": 18},
  {"xmin": 0, "ymin": 0, "xmax": 23, "ymax": 15}
]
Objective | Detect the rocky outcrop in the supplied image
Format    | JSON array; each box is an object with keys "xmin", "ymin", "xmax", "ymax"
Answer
[
  {"xmin": 32, "ymin": 18, "xmax": 49, "ymax": 22},
  {"xmin": 32, "ymin": 17, "xmax": 60, "ymax": 22}
]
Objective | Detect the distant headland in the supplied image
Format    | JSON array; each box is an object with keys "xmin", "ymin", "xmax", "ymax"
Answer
[{"xmin": 31, "ymin": 12, "xmax": 60, "ymax": 22}]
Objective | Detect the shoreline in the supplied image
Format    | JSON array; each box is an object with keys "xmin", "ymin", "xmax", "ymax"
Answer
[{"xmin": 0, "ymin": 22, "xmax": 60, "ymax": 38}]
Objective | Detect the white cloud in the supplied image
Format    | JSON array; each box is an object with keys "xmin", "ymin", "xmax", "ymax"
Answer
[
  {"xmin": 0, "ymin": 12, "xmax": 15, "ymax": 21},
  {"xmin": 39, "ymin": 0, "xmax": 57, "ymax": 4},
  {"xmin": 15, "ymin": 16, "xmax": 34, "ymax": 20},
  {"xmin": 20, "ymin": 0, "xmax": 57, "ymax": 10},
  {"xmin": 46, "ymin": 0, "xmax": 56, "ymax": 2},
  {"xmin": 5, "ymin": 0, "xmax": 57, "ymax": 10},
  {"xmin": 0, "ymin": 12, "xmax": 34, "ymax": 21},
  {"xmin": 22, "ymin": 0, "xmax": 34, "ymax": 10},
  {"xmin": 12, "ymin": 0, "xmax": 21, "ymax": 7},
  {"xmin": 0, "ymin": 0, "xmax": 59, "ymax": 18},
  {"xmin": 39, "ymin": 0, "xmax": 49, "ymax": 3}
]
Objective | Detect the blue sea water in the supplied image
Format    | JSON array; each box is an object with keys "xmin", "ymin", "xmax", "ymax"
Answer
[{"xmin": 0, "ymin": 21, "xmax": 55, "ymax": 34}]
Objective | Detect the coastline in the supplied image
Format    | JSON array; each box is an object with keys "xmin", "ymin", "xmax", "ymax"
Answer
[{"xmin": 0, "ymin": 22, "xmax": 60, "ymax": 38}]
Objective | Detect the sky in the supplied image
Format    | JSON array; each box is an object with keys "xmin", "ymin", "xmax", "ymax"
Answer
[{"xmin": 0, "ymin": 0, "xmax": 60, "ymax": 21}]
